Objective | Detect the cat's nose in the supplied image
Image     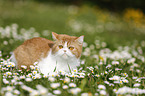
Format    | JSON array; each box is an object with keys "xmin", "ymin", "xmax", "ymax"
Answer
[{"xmin": 64, "ymin": 50, "xmax": 67, "ymax": 52}]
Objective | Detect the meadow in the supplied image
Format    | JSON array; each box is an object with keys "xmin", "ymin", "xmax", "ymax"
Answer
[{"xmin": 0, "ymin": 1, "xmax": 145, "ymax": 96}]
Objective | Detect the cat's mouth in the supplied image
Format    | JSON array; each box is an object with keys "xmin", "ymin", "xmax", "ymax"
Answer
[
  {"xmin": 62, "ymin": 53, "xmax": 70, "ymax": 58},
  {"xmin": 62, "ymin": 53, "xmax": 69, "ymax": 56}
]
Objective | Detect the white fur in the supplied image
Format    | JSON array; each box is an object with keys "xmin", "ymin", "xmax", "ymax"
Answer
[
  {"xmin": 10, "ymin": 53, "xmax": 18, "ymax": 67},
  {"xmin": 38, "ymin": 42, "xmax": 80, "ymax": 75}
]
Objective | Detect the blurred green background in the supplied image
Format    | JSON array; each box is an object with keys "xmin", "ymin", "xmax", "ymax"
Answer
[{"xmin": 0, "ymin": 0, "xmax": 145, "ymax": 57}]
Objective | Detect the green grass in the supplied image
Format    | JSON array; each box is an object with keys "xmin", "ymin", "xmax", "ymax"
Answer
[{"xmin": 0, "ymin": 1, "xmax": 145, "ymax": 96}]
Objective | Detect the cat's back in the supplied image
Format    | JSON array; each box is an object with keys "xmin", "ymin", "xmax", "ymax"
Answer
[
  {"xmin": 22, "ymin": 37, "xmax": 53, "ymax": 48},
  {"xmin": 15, "ymin": 37, "xmax": 53, "ymax": 52},
  {"xmin": 13, "ymin": 37, "xmax": 54, "ymax": 68}
]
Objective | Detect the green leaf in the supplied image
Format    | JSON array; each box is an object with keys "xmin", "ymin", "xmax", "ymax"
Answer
[
  {"xmin": 67, "ymin": 63, "xmax": 72, "ymax": 73},
  {"xmin": 79, "ymin": 78, "xmax": 87, "ymax": 91},
  {"xmin": 53, "ymin": 61, "xmax": 57, "ymax": 72}
]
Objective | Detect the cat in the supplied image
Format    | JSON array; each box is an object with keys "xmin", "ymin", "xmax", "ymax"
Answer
[{"xmin": 11, "ymin": 32, "xmax": 84, "ymax": 75}]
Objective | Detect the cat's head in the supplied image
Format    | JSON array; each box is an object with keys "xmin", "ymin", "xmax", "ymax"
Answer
[{"xmin": 50, "ymin": 32, "xmax": 84, "ymax": 59}]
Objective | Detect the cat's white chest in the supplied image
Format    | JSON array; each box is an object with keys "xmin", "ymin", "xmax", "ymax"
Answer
[{"xmin": 38, "ymin": 51, "xmax": 80, "ymax": 75}]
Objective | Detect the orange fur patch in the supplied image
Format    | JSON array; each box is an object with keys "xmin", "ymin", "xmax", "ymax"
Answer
[{"xmin": 14, "ymin": 37, "xmax": 53, "ymax": 69}]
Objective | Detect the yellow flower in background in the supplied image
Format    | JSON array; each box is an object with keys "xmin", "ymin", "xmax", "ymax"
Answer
[
  {"xmin": 123, "ymin": 8, "xmax": 144, "ymax": 25},
  {"xmin": 99, "ymin": 56, "xmax": 104, "ymax": 61}
]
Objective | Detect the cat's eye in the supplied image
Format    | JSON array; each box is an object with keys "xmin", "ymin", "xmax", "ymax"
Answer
[
  {"xmin": 58, "ymin": 45, "xmax": 63, "ymax": 49},
  {"xmin": 69, "ymin": 46, "xmax": 74, "ymax": 50}
]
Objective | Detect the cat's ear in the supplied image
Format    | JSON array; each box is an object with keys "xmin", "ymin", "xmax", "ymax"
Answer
[
  {"xmin": 52, "ymin": 32, "xmax": 58, "ymax": 40},
  {"xmin": 75, "ymin": 35, "xmax": 84, "ymax": 44}
]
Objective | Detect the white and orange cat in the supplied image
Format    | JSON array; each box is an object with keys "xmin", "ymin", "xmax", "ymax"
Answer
[{"xmin": 11, "ymin": 32, "xmax": 84, "ymax": 75}]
